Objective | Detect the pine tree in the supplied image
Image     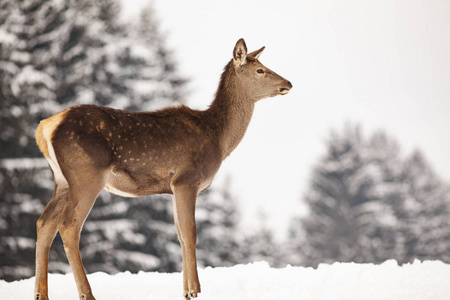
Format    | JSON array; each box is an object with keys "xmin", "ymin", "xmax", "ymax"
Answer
[
  {"xmin": 289, "ymin": 124, "xmax": 450, "ymax": 267},
  {"xmin": 0, "ymin": 160, "xmax": 52, "ymax": 280},
  {"xmin": 400, "ymin": 151, "xmax": 450, "ymax": 262},
  {"xmin": 127, "ymin": 6, "xmax": 186, "ymax": 110},
  {"xmin": 358, "ymin": 131, "xmax": 406, "ymax": 262},
  {"xmin": 0, "ymin": 0, "xmax": 67, "ymax": 158},
  {"xmin": 289, "ymin": 124, "xmax": 405, "ymax": 267}
]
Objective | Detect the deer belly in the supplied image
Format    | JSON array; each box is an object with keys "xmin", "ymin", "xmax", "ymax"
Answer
[
  {"xmin": 105, "ymin": 170, "xmax": 170, "ymax": 197},
  {"xmin": 105, "ymin": 184, "xmax": 139, "ymax": 198}
]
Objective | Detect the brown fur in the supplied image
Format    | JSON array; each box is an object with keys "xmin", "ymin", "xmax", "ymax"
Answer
[{"xmin": 34, "ymin": 38, "xmax": 292, "ymax": 300}]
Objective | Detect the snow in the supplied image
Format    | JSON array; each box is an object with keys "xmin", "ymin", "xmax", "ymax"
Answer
[
  {"xmin": 2, "ymin": 260, "xmax": 449, "ymax": 300},
  {"xmin": 0, "ymin": 28, "xmax": 17, "ymax": 45}
]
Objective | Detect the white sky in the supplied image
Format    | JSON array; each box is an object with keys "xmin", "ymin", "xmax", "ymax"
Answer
[{"xmin": 121, "ymin": 0, "xmax": 450, "ymax": 238}]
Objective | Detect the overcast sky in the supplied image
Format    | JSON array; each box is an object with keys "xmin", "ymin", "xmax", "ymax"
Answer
[{"xmin": 122, "ymin": 0, "xmax": 450, "ymax": 238}]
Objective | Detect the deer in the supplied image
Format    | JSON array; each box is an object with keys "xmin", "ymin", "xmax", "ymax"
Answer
[{"xmin": 34, "ymin": 38, "xmax": 292, "ymax": 300}]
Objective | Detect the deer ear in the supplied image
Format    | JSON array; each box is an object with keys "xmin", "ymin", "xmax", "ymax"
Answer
[
  {"xmin": 233, "ymin": 38, "xmax": 247, "ymax": 66},
  {"xmin": 248, "ymin": 46, "xmax": 265, "ymax": 60}
]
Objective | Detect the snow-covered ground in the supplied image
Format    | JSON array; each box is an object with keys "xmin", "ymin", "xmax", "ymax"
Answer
[{"xmin": 1, "ymin": 260, "xmax": 449, "ymax": 300}]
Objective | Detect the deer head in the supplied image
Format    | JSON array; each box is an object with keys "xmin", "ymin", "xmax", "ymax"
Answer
[{"xmin": 232, "ymin": 38, "xmax": 292, "ymax": 101}]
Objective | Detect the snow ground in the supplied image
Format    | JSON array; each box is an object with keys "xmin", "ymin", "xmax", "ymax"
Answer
[{"xmin": 1, "ymin": 260, "xmax": 449, "ymax": 300}]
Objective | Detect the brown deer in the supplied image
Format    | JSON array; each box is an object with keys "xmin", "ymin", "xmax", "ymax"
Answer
[{"xmin": 34, "ymin": 38, "xmax": 292, "ymax": 300}]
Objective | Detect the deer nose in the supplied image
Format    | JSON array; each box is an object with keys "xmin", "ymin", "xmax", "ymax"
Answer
[{"xmin": 287, "ymin": 81, "xmax": 293, "ymax": 88}]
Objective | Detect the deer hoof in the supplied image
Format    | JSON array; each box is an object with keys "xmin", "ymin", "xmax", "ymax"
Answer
[
  {"xmin": 184, "ymin": 292, "xmax": 196, "ymax": 299},
  {"xmin": 184, "ymin": 291, "xmax": 199, "ymax": 299},
  {"xmin": 35, "ymin": 293, "xmax": 49, "ymax": 300},
  {"xmin": 186, "ymin": 292, "xmax": 198, "ymax": 299}
]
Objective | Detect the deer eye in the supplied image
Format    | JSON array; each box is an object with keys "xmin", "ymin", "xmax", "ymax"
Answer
[{"xmin": 256, "ymin": 68, "xmax": 265, "ymax": 74}]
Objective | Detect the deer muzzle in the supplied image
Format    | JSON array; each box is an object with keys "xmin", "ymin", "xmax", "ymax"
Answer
[{"xmin": 279, "ymin": 81, "xmax": 293, "ymax": 95}]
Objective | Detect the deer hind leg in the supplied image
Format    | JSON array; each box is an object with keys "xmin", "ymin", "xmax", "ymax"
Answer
[
  {"xmin": 58, "ymin": 169, "xmax": 108, "ymax": 300},
  {"xmin": 35, "ymin": 183, "xmax": 69, "ymax": 300},
  {"xmin": 172, "ymin": 185, "xmax": 201, "ymax": 299}
]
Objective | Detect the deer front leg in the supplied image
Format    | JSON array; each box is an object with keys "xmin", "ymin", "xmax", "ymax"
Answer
[{"xmin": 172, "ymin": 185, "xmax": 201, "ymax": 299}]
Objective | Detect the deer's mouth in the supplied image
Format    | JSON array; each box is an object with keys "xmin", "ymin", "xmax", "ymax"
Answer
[
  {"xmin": 279, "ymin": 88, "xmax": 290, "ymax": 95},
  {"xmin": 279, "ymin": 81, "xmax": 292, "ymax": 95}
]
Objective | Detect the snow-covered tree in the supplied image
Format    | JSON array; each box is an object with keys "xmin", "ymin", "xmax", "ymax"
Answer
[
  {"xmin": 126, "ymin": 6, "xmax": 186, "ymax": 110},
  {"xmin": 0, "ymin": 159, "xmax": 52, "ymax": 280},
  {"xmin": 289, "ymin": 124, "xmax": 409, "ymax": 267},
  {"xmin": 1, "ymin": 0, "xmax": 65, "ymax": 158},
  {"xmin": 399, "ymin": 151, "xmax": 450, "ymax": 262}
]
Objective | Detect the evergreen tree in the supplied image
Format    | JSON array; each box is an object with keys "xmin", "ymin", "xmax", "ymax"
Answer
[
  {"xmin": 0, "ymin": 0, "xmax": 67, "ymax": 158},
  {"xmin": 0, "ymin": 160, "xmax": 52, "ymax": 281},
  {"xmin": 400, "ymin": 151, "xmax": 450, "ymax": 262},
  {"xmin": 289, "ymin": 125, "xmax": 405, "ymax": 267},
  {"xmin": 289, "ymin": 124, "xmax": 450, "ymax": 267},
  {"xmin": 127, "ymin": 6, "xmax": 186, "ymax": 110}
]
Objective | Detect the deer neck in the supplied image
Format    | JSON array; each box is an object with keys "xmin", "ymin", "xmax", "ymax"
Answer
[{"xmin": 206, "ymin": 64, "xmax": 255, "ymax": 160}]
